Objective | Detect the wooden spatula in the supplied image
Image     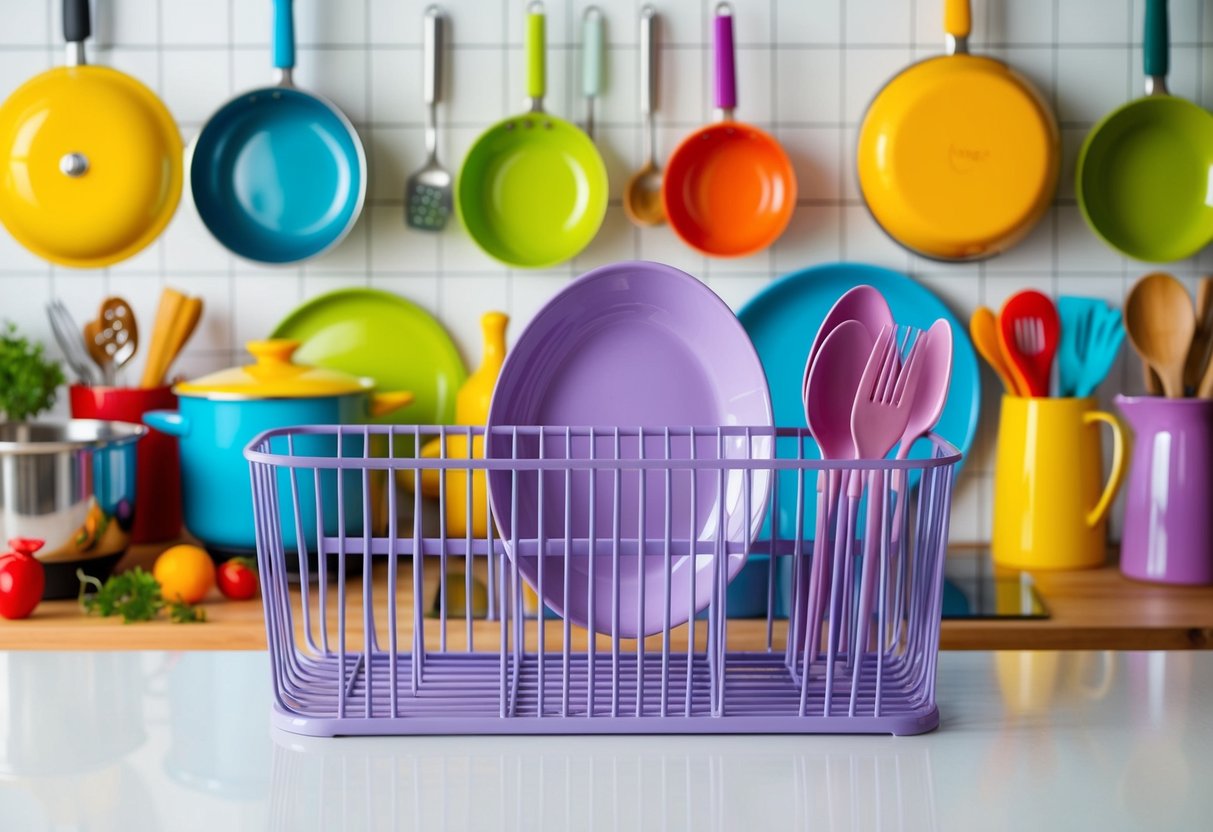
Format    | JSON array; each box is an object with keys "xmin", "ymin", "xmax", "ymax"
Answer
[{"xmin": 140, "ymin": 289, "xmax": 186, "ymax": 388}]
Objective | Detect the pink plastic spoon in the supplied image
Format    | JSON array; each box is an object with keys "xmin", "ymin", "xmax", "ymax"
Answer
[
  {"xmin": 801, "ymin": 285, "xmax": 894, "ymax": 412},
  {"xmin": 800, "ymin": 320, "xmax": 873, "ymax": 671},
  {"xmin": 794, "ymin": 285, "xmax": 892, "ymax": 661}
]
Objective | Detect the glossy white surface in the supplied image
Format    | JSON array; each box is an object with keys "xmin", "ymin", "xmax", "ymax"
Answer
[{"xmin": 0, "ymin": 650, "xmax": 1210, "ymax": 831}]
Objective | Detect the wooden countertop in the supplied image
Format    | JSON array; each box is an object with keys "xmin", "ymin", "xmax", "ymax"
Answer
[{"xmin": 2, "ymin": 543, "xmax": 1210, "ymax": 651}]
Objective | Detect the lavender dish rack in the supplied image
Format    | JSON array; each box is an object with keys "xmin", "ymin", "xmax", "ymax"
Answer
[{"xmin": 245, "ymin": 425, "xmax": 959, "ymax": 737}]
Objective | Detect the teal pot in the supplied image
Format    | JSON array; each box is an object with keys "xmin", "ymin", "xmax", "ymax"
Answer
[{"xmin": 144, "ymin": 340, "xmax": 410, "ymax": 559}]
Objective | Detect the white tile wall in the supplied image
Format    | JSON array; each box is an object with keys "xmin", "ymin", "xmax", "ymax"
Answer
[{"xmin": 2, "ymin": 0, "xmax": 1210, "ymax": 543}]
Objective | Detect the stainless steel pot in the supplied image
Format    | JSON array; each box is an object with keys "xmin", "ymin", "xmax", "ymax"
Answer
[{"xmin": 0, "ymin": 420, "xmax": 145, "ymax": 598}]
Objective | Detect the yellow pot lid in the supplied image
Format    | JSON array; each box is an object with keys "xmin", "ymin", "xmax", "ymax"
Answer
[{"xmin": 176, "ymin": 340, "xmax": 374, "ymax": 399}]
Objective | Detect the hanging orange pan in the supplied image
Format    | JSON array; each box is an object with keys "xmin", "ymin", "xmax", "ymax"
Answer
[
  {"xmin": 0, "ymin": 0, "xmax": 182, "ymax": 268},
  {"xmin": 662, "ymin": 3, "xmax": 796, "ymax": 258},
  {"xmin": 857, "ymin": 0, "xmax": 1059, "ymax": 261}
]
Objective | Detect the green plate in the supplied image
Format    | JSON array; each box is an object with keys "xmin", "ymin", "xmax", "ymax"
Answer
[{"xmin": 271, "ymin": 288, "xmax": 467, "ymax": 426}]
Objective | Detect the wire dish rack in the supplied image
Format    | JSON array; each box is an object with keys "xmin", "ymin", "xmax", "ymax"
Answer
[{"xmin": 245, "ymin": 425, "xmax": 959, "ymax": 737}]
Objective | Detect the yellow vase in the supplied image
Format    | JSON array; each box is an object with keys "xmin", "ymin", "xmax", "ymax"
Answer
[
  {"xmin": 416, "ymin": 312, "xmax": 508, "ymax": 537},
  {"xmin": 992, "ymin": 396, "xmax": 1126, "ymax": 570}
]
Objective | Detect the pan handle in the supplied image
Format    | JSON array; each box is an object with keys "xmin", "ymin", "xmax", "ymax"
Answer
[
  {"xmin": 713, "ymin": 3, "xmax": 736, "ymax": 116},
  {"xmin": 1144, "ymin": 0, "xmax": 1168, "ymax": 86},
  {"xmin": 64, "ymin": 0, "xmax": 90, "ymax": 45},
  {"xmin": 943, "ymin": 0, "xmax": 971, "ymax": 54},
  {"xmin": 527, "ymin": 2, "xmax": 545, "ymax": 107},
  {"xmin": 273, "ymin": 0, "xmax": 296, "ymax": 72}
]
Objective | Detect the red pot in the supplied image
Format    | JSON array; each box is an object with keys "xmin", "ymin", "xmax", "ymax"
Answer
[{"xmin": 69, "ymin": 385, "xmax": 181, "ymax": 544}]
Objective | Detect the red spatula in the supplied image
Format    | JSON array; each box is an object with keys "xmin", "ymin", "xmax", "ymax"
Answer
[{"xmin": 997, "ymin": 290, "xmax": 1059, "ymax": 397}]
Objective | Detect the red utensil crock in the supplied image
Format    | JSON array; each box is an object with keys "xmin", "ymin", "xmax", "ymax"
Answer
[{"xmin": 69, "ymin": 384, "xmax": 182, "ymax": 544}]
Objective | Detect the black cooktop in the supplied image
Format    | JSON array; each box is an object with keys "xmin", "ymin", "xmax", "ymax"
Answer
[{"xmin": 942, "ymin": 549, "xmax": 1048, "ymax": 619}]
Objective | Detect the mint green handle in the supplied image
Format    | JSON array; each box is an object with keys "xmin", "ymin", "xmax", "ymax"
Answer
[
  {"xmin": 1144, "ymin": 0, "xmax": 1168, "ymax": 78},
  {"xmin": 527, "ymin": 5, "xmax": 545, "ymax": 101},
  {"xmin": 582, "ymin": 8, "xmax": 604, "ymax": 97}
]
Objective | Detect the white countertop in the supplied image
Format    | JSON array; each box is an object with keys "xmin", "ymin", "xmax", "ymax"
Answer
[{"xmin": 0, "ymin": 650, "xmax": 1209, "ymax": 831}]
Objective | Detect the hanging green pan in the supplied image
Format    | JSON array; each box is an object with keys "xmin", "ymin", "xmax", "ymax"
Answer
[
  {"xmin": 1077, "ymin": 0, "xmax": 1213, "ymax": 263},
  {"xmin": 456, "ymin": 2, "xmax": 608, "ymax": 269}
]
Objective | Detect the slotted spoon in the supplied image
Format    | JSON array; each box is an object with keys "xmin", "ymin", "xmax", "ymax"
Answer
[{"xmin": 405, "ymin": 6, "xmax": 452, "ymax": 231}]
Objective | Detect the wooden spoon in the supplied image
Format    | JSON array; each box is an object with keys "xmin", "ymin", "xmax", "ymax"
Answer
[
  {"xmin": 1183, "ymin": 276, "xmax": 1213, "ymax": 394},
  {"xmin": 84, "ymin": 297, "xmax": 138, "ymax": 387},
  {"xmin": 1124, "ymin": 273, "xmax": 1195, "ymax": 398}
]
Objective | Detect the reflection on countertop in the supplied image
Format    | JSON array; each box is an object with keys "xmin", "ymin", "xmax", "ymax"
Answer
[{"xmin": 0, "ymin": 650, "xmax": 1211, "ymax": 831}]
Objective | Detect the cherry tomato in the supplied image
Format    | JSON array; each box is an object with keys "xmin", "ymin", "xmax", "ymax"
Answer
[
  {"xmin": 217, "ymin": 558, "xmax": 258, "ymax": 601},
  {"xmin": 0, "ymin": 538, "xmax": 46, "ymax": 620}
]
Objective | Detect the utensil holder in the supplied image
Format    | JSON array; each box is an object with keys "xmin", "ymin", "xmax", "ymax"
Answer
[
  {"xmin": 992, "ymin": 396, "xmax": 1126, "ymax": 570},
  {"xmin": 245, "ymin": 424, "xmax": 960, "ymax": 737},
  {"xmin": 1116, "ymin": 396, "xmax": 1213, "ymax": 585},
  {"xmin": 70, "ymin": 384, "xmax": 182, "ymax": 544}
]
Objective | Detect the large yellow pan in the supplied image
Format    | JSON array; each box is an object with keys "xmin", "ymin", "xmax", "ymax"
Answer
[
  {"xmin": 0, "ymin": 0, "xmax": 182, "ymax": 268},
  {"xmin": 857, "ymin": 0, "xmax": 1058, "ymax": 261}
]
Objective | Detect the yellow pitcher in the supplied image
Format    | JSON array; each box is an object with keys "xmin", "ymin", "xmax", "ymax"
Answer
[
  {"xmin": 992, "ymin": 396, "xmax": 1126, "ymax": 570},
  {"xmin": 418, "ymin": 312, "xmax": 508, "ymax": 537}
]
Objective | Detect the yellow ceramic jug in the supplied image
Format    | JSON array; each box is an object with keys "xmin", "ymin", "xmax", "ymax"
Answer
[
  {"xmin": 418, "ymin": 312, "xmax": 508, "ymax": 537},
  {"xmin": 992, "ymin": 396, "xmax": 1126, "ymax": 570}
]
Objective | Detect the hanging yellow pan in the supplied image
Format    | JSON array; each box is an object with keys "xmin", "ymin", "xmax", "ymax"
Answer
[
  {"xmin": 0, "ymin": 0, "xmax": 182, "ymax": 268},
  {"xmin": 857, "ymin": 0, "xmax": 1058, "ymax": 261}
]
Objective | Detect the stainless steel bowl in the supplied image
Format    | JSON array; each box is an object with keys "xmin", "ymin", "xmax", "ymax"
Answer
[{"xmin": 0, "ymin": 420, "xmax": 145, "ymax": 597}]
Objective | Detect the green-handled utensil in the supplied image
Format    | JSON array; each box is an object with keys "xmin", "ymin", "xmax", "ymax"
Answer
[
  {"xmin": 456, "ymin": 1, "xmax": 608, "ymax": 269},
  {"xmin": 1077, "ymin": 0, "xmax": 1213, "ymax": 263},
  {"xmin": 582, "ymin": 6, "xmax": 604, "ymax": 139}
]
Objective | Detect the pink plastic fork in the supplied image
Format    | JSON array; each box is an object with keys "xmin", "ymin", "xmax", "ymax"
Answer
[
  {"xmin": 842, "ymin": 328, "xmax": 925, "ymax": 713},
  {"xmin": 818, "ymin": 325, "xmax": 906, "ymax": 711}
]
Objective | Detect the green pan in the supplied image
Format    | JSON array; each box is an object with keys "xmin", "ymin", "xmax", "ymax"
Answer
[
  {"xmin": 456, "ymin": 1, "xmax": 607, "ymax": 269},
  {"xmin": 1077, "ymin": 0, "xmax": 1213, "ymax": 263}
]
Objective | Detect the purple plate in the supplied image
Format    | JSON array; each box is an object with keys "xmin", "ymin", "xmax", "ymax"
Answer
[{"xmin": 486, "ymin": 261, "xmax": 773, "ymax": 637}]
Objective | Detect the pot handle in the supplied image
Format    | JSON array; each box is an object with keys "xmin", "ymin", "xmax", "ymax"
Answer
[
  {"xmin": 1083, "ymin": 410, "xmax": 1127, "ymax": 528},
  {"xmin": 144, "ymin": 410, "xmax": 191, "ymax": 438},
  {"xmin": 64, "ymin": 0, "xmax": 90, "ymax": 45},
  {"xmin": 369, "ymin": 392, "xmax": 414, "ymax": 419}
]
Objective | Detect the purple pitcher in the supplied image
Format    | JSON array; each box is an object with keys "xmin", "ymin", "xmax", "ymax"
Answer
[{"xmin": 1116, "ymin": 396, "xmax": 1213, "ymax": 586}]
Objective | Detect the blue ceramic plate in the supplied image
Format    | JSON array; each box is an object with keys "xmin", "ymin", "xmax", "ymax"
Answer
[{"xmin": 738, "ymin": 262, "xmax": 980, "ymax": 540}]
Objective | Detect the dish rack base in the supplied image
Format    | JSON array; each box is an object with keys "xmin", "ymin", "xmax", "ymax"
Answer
[{"xmin": 271, "ymin": 651, "xmax": 940, "ymax": 737}]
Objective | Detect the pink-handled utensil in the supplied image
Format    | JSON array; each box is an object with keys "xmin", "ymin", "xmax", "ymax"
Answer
[
  {"xmin": 795, "ymin": 285, "xmax": 893, "ymax": 663},
  {"xmin": 800, "ymin": 320, "xmax": 873, "ymax": 673},
  {"xmin": 842, "ymin": 326, "xmax": 924, "ymax": 712},
  {"xmin": 801, "ymin": 285, "xmax": 895, "ymax": 410},
  {"xmin": 856, "ymin": 319, "xmax": 952, "ymax": 687},
  {"xmin": 998, "ymin": 290, "xmax": 1059, "ymax": 397}
]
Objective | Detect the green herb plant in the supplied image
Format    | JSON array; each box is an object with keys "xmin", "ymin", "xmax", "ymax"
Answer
[
  {"xmin": 77, "ymin": 567, "xmax": 206, "ymax": 624},
  {"xmin": 0, "ymin": 322, "xmax": 65, "ymax": 421}
]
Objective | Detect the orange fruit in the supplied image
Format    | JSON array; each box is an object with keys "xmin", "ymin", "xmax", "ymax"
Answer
[{"xmin": 153, "ymin": 545, "xmax": 215, "ymax": 604}]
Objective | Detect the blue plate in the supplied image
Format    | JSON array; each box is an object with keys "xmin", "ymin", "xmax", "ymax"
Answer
[{"xmin": 738, "ymin": 262, "xmax": 980, "ymax": 539}]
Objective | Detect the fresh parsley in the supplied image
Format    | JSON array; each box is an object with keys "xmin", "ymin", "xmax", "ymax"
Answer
[
  {"xmin": 77, "ymin": 567, "xmax": 205, "ymax": 624},
  {"xmin": 0, "ymin": 322, "xmax": 65, "ymax": 421}
]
